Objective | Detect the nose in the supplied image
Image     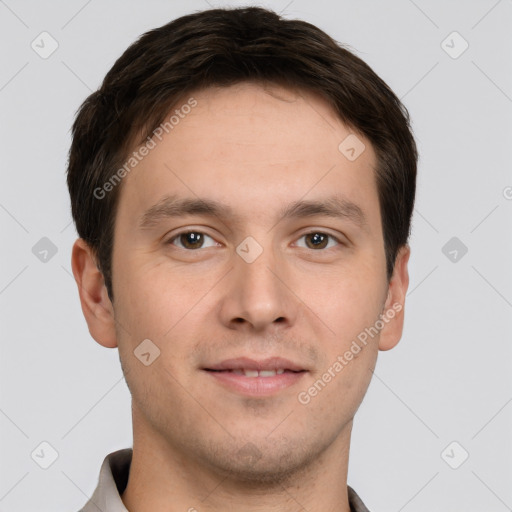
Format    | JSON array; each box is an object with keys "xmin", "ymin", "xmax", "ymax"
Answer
[{"xmin": 218, "ymin": 242, "xmax": 297, "ymax": 333}]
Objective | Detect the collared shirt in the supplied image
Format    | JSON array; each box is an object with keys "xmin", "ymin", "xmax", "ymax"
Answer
[{"xmin": 79, "ymin": 448, "xmax": 370, "ymax": 512}]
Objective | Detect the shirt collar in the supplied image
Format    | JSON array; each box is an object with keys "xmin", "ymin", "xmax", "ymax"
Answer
[
  {"xmin": 80, "ymin": 449, "xmax": 131, "ymax": 512},
  {"xmin": 80, "ymin": 449, "xmax": 370, "ymax": 512}
]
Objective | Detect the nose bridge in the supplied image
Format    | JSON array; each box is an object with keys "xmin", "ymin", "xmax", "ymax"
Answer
[
  {"xmin": 238, "ymin": 243, "xmax": 277, "ymax": 292},
  {"xmin": 236, "ymin": 236, "xmax": 280, "ymax": 301},
  {"xmin": 224, "ymin": 235, "xmax": 293, "ymax": 330}
]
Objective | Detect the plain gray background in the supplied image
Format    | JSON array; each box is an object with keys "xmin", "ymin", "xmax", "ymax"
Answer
[{"xmin": 1, "ymin": 0, "xmax": 511, "ymax": 511}]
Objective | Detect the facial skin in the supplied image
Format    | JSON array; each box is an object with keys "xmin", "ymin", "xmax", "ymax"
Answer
[{"xmin": 72, "ymin": 82, "xmax": 409, "ymax": 512}]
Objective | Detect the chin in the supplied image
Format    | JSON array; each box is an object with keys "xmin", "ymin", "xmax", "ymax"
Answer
[{"xmin": 202, "ymin": 436, "xmax": 322, "ymax": 486}]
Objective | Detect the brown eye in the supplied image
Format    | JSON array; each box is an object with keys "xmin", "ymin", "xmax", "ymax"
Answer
[
  {"xmin": 169, "ymin": 231, "xmax": 217, "ymax": 250},
  {"xmin": 305, "ymin": 233, "xmax": 328, "ymax": 249},
  {"xmin": 296, "ymin": 232, "xmax": 340, "ymax": 250}
]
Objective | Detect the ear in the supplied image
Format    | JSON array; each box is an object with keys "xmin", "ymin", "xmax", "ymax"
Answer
[
  {"xmin": 378, "ymin": 245, "xmax": 410, "ymax": 351},
  {"xmin": 71, "ymin": 238, "xmax": 118, "ymax": 348}
]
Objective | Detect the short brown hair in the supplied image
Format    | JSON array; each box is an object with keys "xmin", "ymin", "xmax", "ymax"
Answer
[{"xmin": 67, "ymin": 6, "xmax": 417, "ymax": 302}]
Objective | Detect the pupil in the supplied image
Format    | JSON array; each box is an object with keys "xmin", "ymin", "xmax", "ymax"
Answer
[
  {"xmin": 182, "ymin": 232, "xmax": 203, "ymax": 249},
  {"xmin": 307, "ymin": 233, "xmax": 327, "ymax": 249}
]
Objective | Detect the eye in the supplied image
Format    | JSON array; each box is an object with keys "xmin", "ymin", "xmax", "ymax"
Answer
[
  {"xmin": 168, "ymin": 231, "xmax": 219, "ymax": 250},
  {"xmin": 295, "ymin": 232, "xmax": 341, "ymax": 250}
]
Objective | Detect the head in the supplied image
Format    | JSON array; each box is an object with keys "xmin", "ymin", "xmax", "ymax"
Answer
[{"xmin": 68, "ymin": 6, "xmax": 416, "ymax": 484}]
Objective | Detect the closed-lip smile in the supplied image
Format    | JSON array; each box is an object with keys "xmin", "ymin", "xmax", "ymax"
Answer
[{"xmin": 203, "ymin": 357, "xmax": 308, "ymax": 396}]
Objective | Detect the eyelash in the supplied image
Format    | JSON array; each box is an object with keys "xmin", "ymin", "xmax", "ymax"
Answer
[{"xmin": 167, "ymin": 230, "xmax": 344, "ymax": 251}]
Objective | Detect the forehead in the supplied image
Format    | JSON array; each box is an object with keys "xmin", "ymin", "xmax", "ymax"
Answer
[{"xmin": 117, "ymin": 82, "xmax": 379, "ymax": 228}]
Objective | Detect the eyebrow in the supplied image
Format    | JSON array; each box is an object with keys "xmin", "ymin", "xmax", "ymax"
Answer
[
  {"xmin": 139, "ymin": 195, "xmax": 234, "ymax": 229},
  {"xmin": 138, "ymin": 194, "xmax": 367, "ymax": 230},
  {"xmin": 277, "ymin": 195, "xmax": 366, "ymax": 229}
]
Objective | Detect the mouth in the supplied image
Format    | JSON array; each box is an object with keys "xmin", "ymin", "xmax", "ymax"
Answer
[
  {"xmin": 206, "ymin": 368, "xmax": 301, "ymax": 377},
  {"xmin": 202, "ymin": 357, "xmax": 308, "ymax": 396}
]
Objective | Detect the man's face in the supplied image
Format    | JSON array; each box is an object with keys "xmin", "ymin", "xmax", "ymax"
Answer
[{"xmin": 108, "ymin": 82, "xmax": 400, "ymax": 481}]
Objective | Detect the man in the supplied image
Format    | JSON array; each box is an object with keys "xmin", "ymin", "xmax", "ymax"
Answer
[{"xmin": 68, "ymin": 6, "xmax": 417, "ymax": 512}]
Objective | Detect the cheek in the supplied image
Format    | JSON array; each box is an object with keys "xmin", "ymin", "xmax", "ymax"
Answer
[
  {"xmin": 113, "ymin": 262, "xmax": 198, "ymax": 409},
  {"xmin": 302, "ymin": 264, "xmax": 386, "ymax": 342},
  {"xmin": 115, "ymin": 258, "xmax": 204, "ymax": 339}
]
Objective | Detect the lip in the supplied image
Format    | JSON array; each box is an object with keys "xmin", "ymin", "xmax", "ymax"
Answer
[
  {"xmin": 203, "ymin": 357, "xmax": 307, "ymax": 397},
  {"xmin": 204, "ymin": 357, "xmax": 306, "ymax": 372}
]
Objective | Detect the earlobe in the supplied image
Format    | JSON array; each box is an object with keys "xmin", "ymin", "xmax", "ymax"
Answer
[
  {"xmin": 71, "ymin": 238, "xmax": 118, "ymax": 348},
  {"xmin": 378, "ymin": 245, "xmax": 410, "ymax": 351}
]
